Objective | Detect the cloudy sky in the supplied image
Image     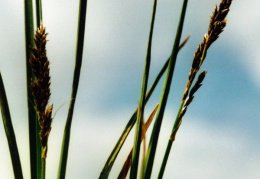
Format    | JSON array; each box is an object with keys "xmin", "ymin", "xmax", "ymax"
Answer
[{"xmin": 1, "ymin": 0, "xmax": 260, "ymax": 178}]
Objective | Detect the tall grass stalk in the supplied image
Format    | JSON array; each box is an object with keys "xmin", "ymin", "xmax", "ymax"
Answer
[
  {"xmin": 57, "ymin": 0, "xmax": 88, "ymax": 178},
  {"xmin": 99, "ymin": 36, "xmax": 189, "ymax": 179},
  {"xmin": 41, "ymin": 159, "xmax": 46, "ymax": 179},
  {"xmin": 36, "ymin": 0, "xmax": 43, "ymax": 26},
  {"xmin": 23, "ymin": 1, "xmax": 40, "ymax": 178},
  {"xmin": 0, "ymin": 73, "xmax": 23, "ymax": 179},
  {"xmin": 143, "ymin": 0, "xmax": 188, "ymax": 178},
  {"xmin": 158, "ymin": 0, "xmax": 233, "ymax": 177},
  {"xmin": 130, "ymin": 0, "xmax": 158, "ymax": 178}
]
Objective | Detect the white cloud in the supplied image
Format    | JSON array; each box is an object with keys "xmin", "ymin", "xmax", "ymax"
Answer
[{"xmin": 226, "ymin": 0, "xmax": 260, "ymax": 89}]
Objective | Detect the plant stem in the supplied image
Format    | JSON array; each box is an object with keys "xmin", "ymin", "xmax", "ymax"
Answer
[
  {"xmin": 158, "ymin": 0, "xmax": 233, "ymax": 176},
  {"xmin": 41, "ymin": 157, "xmax": 46, "ymax": 179},
  {"xmin": 143, "ymin": 0, "xmax": 188, "ymax": 178},
  {"xmin": 57, "ymin": 0, "xmax": 88, "ymax": 178},
  {"xmin": 36, "ymin": 0, "xmax": 43, "ymax": 26},
  {"xmin": 0, "ymin": 73, "xmax": 23, "ymax": 179},
  {"xmin": 99, "ymin": 36, "xmax": 189, "ymax": 179},
  {"xmin": 130, "ymin": 0, "xmax": 158, "ymax": 178},
  {"xmin": 24, "ymin": 1, "xmax": 39, "ymax": 178},
  {"xmin": 158, "ymin": 101, "xmax": 183, "ymax": 179}
]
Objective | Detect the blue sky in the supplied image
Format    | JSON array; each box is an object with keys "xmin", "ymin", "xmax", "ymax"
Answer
[{"xmin": 0, "ymin": 0, "xmax": 260, "ymax": 178}]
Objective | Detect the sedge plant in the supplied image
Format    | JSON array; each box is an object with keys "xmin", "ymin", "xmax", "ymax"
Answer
[
  {"xmin": 159, "ymin": 1, "xmax": 233, "ymax": 177},
  {"xmin": 0, "ymin": 0, "xmax": 233, "ymax": 178}
]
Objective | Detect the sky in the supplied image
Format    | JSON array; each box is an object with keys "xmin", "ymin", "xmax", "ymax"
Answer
[{"xmin": 0, "ymin": 0, "xmax": 260, "ymax": 178}]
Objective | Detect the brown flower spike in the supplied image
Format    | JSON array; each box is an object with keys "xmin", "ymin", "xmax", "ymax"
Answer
[
  {"xmin": 30, "ymin": 24, "xmax": 53, "ymax": 159},
  {"xmin": 171, "ymin": 0, "xmax": 233, "ymax": 141},
  {"xmin": 183, "ymin": 0, "xmax": 232, "ymax": 103}
]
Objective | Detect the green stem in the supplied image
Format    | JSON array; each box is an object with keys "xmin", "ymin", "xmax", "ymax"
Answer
[
  {"xmin": 158, "ymin": 101, "xmax": 183, "ymax": 179},
  {"xmin": 36, "ymin": 0, "xmax": 43, "ymax": 26},
  {"xmin": 99, "ymin": 36, "xmax": 189, "ymax": 179},
  {"xmin": 41, "ymin": 157, "xmax": 46, "ymax": 179},
  {"xmin": 37, "ymin": 120, "xmax": 42, "ymax": 179},
  {"xmin": 130, "ymin": 0, "xmax": 158, "ymax": 178},
  {"xmin": 0, "ymin": 73, "xmax": 23, "ymax": 179},
  {"xmin": 143, "ymin": 0, "xmax": 188, "ymax": 178},
  {"xmin": 57, "ymin": 0, "xmax": 88, "ymax": 178},
  {"xmin": 24, "ymin": 1, "xmax": 39, "ymax": 179},
  {"xmin": 159, "ymin": 18, "xmax": 208, "ymax": 179}
]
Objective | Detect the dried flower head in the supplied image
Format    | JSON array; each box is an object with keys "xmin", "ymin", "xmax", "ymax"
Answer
[
  {"xmin": 29, "ymin": 24, "xmax": 53, "ymax": 159},
  {"xmin": 183, "ymin": 0, "xmax": 232, "ymax": 102},
  {"xmin": 171, "ymin": 0, "xmax": 233, "ymax": 142}
]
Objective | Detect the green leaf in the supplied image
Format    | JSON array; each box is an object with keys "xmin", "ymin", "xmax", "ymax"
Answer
[
  {"xmin": 130, "ymin": 0, "xmax": 158, "ymax": 178},
  {"xmin": 0, "ymin": 73, "xmax": 23, "ymax": 179},
  {"xmin": 57, "ymin": 0, "xmax": 88, "ymax": 178},
  {"xmin": 143, "ymin": 0, "xmax": 189, "ymax": 178}
]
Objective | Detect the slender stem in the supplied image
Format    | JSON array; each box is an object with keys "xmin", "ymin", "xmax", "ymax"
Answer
[
  {"xmin": 36, "ymin": 0, "xmax": 43, "ymax": 26},
  {"xmin": 57, "ymin": 0, "xmax": 88, "ymax": 178},
  {"xmin": 130, "ymin": 0, "xmax": 158, "ymax": 178},
  {"xmin": 41, "ymin": 157, "xmax": 46, "ymax": 179},
  {"xmin": 159, "ymin": 1, "xmax": 233, "ymax": 176},
  {"xmin": 143, "ymin": 1, "xmax": 188, "ymax": 178},
  {"xmin": 24, "ymin": 1, "xmax": 39, "ymax": 178},
  {"xmin": 158, "ymin": 101, "xmax": 183, "ymax": 179},
  {"xmin": 0, "ymin": 73, "xmax": 24, "ymax": 179},
  {"xmin": 99, "ymin": 36, "xmax": 189, "ymax": 179},
  {"xmin": 37, "ymin": 120, "xmax": 42, "ymax": 179}
]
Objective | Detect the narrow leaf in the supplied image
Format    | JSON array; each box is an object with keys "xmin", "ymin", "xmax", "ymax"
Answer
[
  {"xmin": 143, "ymin": 0, "xmax": 189, "ymax": 178},
  {"xmin": 57, "ymin": 0, "xmax": 88, "ymax": 178},
  {"xmin": 130, "ymin": 0, "xmax": 158, "ymax": 178},
  {"xmin": 0, "ymin": 73, "xmax": 23, "ymax": 179}
]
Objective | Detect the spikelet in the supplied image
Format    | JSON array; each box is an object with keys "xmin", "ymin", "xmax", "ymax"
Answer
[
  {"xmin": 183, "ymin": 0, "xmax": 232, "ymax": 103},
  {"xmin": 29, "ymin": 24, "xmax": 53, "ymax": 159},
  {"xmin": 171, "ymin": 0, "xmax": 233, "ymax": 141},
  {"xmin": 207, "ymin": 0, "xmax": 232, "ymax": 47}
]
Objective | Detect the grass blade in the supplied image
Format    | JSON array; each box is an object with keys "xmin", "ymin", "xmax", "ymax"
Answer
[
  {"xmin": 143, "ymin": 0, "xmax": 189, "ymax": 178},
  {"xmin": 158, "ymin": 1, "xmax": 233, "ymax": 177},
  {"xmin": 57, "ymin": 0, "xmax": 88, "ymax": 178},
  {"xmin": 99, "ymin": 36, "xmax": 189, "ymax": 179},
  {"xmin": 130, "ymin": 0, "xmax": 158, "ymax": 178},
  {"xmin": 118, "ymin": 105, "xmax": 158, "ymax": 179},
  {"xmin": 0, "ymin": 73, "xmax": 23, "ymax": 179},
  {"xmin": 23, "ymin": 1, "xmax": 41, "ymax": 178}
]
